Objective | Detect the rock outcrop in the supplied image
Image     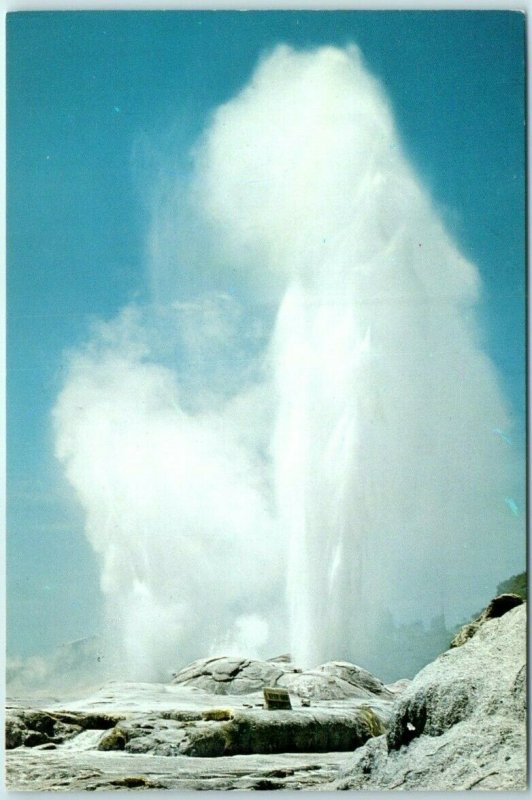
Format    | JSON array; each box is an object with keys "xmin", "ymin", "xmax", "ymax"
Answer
[
  {"xmin": 6, "ymin": 600, "xmax": 525, "ymax": 791},
  {"xmin": 171, "ymin": 657, "xmax": 292, "ymax": 695},
  {"xmin": 450, "ymin": 592, "xmax": 523, "ymax": 648},
  {"xmin": 332, "ymin": 603, "xmax": 526, "ymax": 791},
  {"xmin": 280, "ymin": 662, "xmax": 394, "ymax": 702},
  {"xmin": 172, "ymin": 656, "xmax": 393, "ymax": 701},
  {"xmin": 5, "ymin": 710, "xmax": 121, "ymax": 750},
  {"xmin": 97, "ymin": 705, "xmax": 385, "ymax": 758},
  {"xmin": 6, "ymin": 657, "xmax": 393, "ymax": 765}
]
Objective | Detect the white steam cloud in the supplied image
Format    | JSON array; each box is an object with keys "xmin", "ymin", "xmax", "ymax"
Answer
[
  {"xmin": 54, "ymin": 44, "xmax": 524, "ymax": 680},
  {"xmin": 54, "ymin": 306, "xmax": 282, "ymax": 679}
]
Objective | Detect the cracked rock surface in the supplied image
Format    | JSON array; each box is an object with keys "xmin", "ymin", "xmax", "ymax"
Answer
[{"xmin": 172, "ymin": 656, "xmax": 394, "ymax": 701}]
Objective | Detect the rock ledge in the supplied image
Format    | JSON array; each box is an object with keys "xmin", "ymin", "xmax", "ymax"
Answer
[{"xmin": 331, "ymin": 603, "xmax": 526, "ymax": 791}]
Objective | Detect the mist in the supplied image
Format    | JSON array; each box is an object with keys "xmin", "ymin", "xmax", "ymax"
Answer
[{"xmin": 53, "ymin": 44, "xmax": 524, "ymax": 681}]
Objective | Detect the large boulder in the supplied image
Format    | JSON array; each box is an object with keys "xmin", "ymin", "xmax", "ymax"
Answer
[
  {"xmin": 171, "ymin": 657, "xmax": 293, "ymax": 695},
  {"xmin": 332, "ymin": 603, "xmax": 526, "ymax": 791},
  {"xmin": 279, "ymin": 662, "xmax": 393, "ymax": 701},
  {"xmin": 172, "ymin": 655, "xmax": 393, "ymax": 701}
]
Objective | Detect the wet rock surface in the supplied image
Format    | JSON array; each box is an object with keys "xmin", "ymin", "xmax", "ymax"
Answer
[
  {"xmin": 329, "ymin": 604, "xmax": 527, "ymax": 791},
  {"xmin": 113, "ymin": 706, "xmax": 385, "ymax": 758},
  {"xmin": 5, "ymin": 748, "xmax": 352, "ymax": 791},
  {"xmin": 6, "ymin": 603, "xmax": 526, "ymax": 791},
  {"xmin": 5, "ymin": 661, "xmax": 393, "ymax": 791},
  {"xmin": 5, "ymin": 709, "xmax": 121, "ymax": 750}
]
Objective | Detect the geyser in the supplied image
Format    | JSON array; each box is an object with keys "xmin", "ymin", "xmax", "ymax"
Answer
[
  {"xmin": 193, "ymin": 44, "xmax": 523, "ymax": 670},
  {"xmin": 54, "ymin": 44, "xmax": 524, "ymax": 680}
]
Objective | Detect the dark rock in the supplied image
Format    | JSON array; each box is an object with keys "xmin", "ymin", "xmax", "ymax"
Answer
[
  {"xmin": 5, "ymin": 710, "xmax": 78, "ymax": 749},
  {"xmin": 54, "ymin": 711, "xmax": 121, "ymax": 730},
  {"xmin": 5, "ymin": 708, "xmax": 121, "ymax": 751},
  {"xmin": 251, "ymin": 779, "xmax": 283, "ymax": 790},
  {"xmin": 22, "ymin": 711, "xmax": 56, "ymax": 738},
  {"xmin": 24, "ymin": 731, "xmax": 51, "ymax": 747},
  {"xmin": 450, "ymin": 593, "xmax": 523, "ymax": 648},
  {"xmin": 5, "ymin": 717, "xmax": 26, "ymax": 749},
  {"xmin": 97, "ymin": 726, "xmax": 128, "ymax": 751},
  {"xmin": 109, "ymin": 776, "xmax": 167, "ymax": 789}
]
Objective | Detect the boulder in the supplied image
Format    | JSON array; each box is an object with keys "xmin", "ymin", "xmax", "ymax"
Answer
[
  {"xmin": 332, "ymin": 603, "xmax": 526, "ymax": 791},
  {"xmin": 97, "ymin": 726, "xmax": 128, "ymax": 751},
  {"xmin": 5, "ymin": 716, "xmax": 26, "ymax": 749},
  {"xmin": 279, "ymin": 662, "xmax": 393, "ymax": 701},
  {"xmin": 172, "ymin": 655, "xmax": 392, "ymax": 702},
  {"xmin": 267, "ymin": 653, "xmax": 292, "ymax": 663},
  {"xmin": 171, "ymin": 657, "xmax": 288, "ymax": 695}
]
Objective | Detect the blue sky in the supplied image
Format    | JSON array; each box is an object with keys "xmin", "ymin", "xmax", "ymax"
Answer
[{"xmin": 7, "ymin": 10, "xmax": 526, "ymax": 658}]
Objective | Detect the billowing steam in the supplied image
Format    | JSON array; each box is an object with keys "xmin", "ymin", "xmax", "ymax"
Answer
[
  {"xmin": 53, "ymin": 45, "xmax": 523, "ymax": 680},
  {"xmin": 54, "ymin": 304, "xmax": 283, "ymax": 679}
]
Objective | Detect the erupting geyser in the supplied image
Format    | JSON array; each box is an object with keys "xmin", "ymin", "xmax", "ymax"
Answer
[{"xmin": 54, "ymin": 45, "xmax": 523, "ymax": 680}]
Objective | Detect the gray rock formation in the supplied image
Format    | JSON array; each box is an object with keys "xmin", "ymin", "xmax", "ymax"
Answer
[
  {"xmin": 171, "ymin": 656, "xmax": 298, "ymax": 694},
  {"xmin": 5, "ymin": 709, "xmax": 121, "ymax": 750},
  {"xmin": 6, "ymin": 602, "xmax": 525, "ymax": 791},
  {"xmin": 5, "ymin": 680, "xmax": 391, "ymax": 790},
  {"xmin": 94, "ymin": 705, "xmax": 385, "ymax": 758},
  {"xmin": 5, "ymin": 747, "xmax": 352, "ymax": 791},
  {"xmin": 450, "ymin": 592, "xmax": 523, "ymax": 648},
  {"xmin": 281, "ymin": 662, "xmax": 394, "ymax": 701},
  {"xmin": 172, "ymin": 655, "xmax": 393, "ymax": 702},
  {"xmin": 331, "ymin": 603, "xmax": 526, "ymax": 791}
]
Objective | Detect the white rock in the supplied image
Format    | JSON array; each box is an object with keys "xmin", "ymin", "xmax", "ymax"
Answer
[{"xmin": 332, "ymin": 604, "xmax": 527, "ymax": 791}]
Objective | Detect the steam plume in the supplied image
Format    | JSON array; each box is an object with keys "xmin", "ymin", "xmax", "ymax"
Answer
[
  {"xmin": 54, "ymin": 305, "xmax": 282, "ymax": 679},
  {"xmin": 54, "ymin": 44, "xmax": 523, "ymax": 679}
]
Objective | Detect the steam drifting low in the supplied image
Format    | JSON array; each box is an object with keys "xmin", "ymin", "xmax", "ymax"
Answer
[{"xmin": 54, "ymin": 45, "xmax": 523, "ymax": 680}]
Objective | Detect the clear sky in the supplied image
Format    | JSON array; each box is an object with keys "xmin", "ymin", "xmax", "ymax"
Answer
[{"xmin": 7, "ymin": 10, "xmax": 526, "ymax": 659}]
